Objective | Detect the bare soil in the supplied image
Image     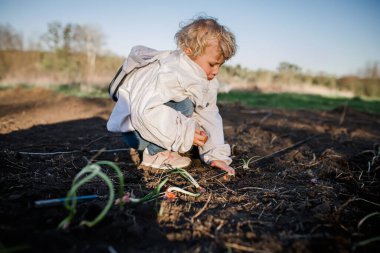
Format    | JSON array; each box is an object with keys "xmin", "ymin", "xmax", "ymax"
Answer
[{"xmin": 1, "ymin": 87, "xmax": 379, "ymax": 253}]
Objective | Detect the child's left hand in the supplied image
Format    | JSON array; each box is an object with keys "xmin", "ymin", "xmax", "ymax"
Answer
[{"xmin": 210, "ymin": 160, "xmax": 235, "ymax": 176}]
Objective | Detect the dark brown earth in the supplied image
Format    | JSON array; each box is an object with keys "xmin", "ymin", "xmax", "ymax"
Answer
[{"xmin": 0, "ymin": 87, "xmax": 379, "ymax": 253}]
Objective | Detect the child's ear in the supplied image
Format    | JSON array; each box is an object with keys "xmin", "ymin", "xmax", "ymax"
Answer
[{"xmin": 184, "ymin": 48, "xmax": 193, "ymax": 57}]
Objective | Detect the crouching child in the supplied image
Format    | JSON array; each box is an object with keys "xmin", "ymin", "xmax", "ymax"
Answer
[{"xmin": 107, "ymin": 16, "xmax": 237, "ymax": 175}]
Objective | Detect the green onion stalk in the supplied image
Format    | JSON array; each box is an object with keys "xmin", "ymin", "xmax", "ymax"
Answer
[
  {"xmin": 59, "ymin": 161, "xmax": 204, "ymax": 229},
  {"xmin": 116, "ymin": 167, "xmax": 205, "ymax": 204},
  {"xmin": 58, "ymin": 161, "xmax": 125, "ymax": 229}
]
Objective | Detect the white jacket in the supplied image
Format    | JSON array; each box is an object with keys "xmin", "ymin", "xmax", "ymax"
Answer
[{"xmin": 107, "ymin": 46, "xmax": 232, "ymax": 165}]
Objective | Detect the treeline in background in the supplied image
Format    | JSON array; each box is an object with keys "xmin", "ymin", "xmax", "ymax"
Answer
[{"xmin": 1, "ymin": 22, "xmax": 379, "ymax": 98}]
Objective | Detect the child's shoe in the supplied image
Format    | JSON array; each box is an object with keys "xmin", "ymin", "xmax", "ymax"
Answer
[{"xmin": 141, "ymin": 149, "xmax": 191, "ymax": 169}]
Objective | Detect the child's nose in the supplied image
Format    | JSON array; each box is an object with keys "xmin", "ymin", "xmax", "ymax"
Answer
[{"xmin": 212, "ymin": 66, "xmax": 219, "ymax": 76}]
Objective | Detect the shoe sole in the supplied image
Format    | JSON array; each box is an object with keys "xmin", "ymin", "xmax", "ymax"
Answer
[{"xmin": 141, "ymin": 161, "xmax": 191, "ymax": 169}]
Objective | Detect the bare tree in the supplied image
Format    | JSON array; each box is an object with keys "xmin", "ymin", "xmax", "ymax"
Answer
[
  {"xmin": 364, "ymin": 62, "xmax": 379, "ymax": 79},
  {"xmin": 63, "ymin": 24, "xmax": 74, "ymax": 53},
  {"xmin": 0, "ymin": 24, "xmax": 23, "ymax": 50},
  {"xmin": 41, "ymin": 22, "xmax": 77, "ymax": 53},
  {"xmin": 39, "ymin": 22, "xmax": 105, "ymax": 83},
  {"xmin": 41, "ymin": 22, "xmax": 63, "ymax": 51},
  {"xmin": 73, "ymin": 24, "xmax": 105, "ymax": 80}
]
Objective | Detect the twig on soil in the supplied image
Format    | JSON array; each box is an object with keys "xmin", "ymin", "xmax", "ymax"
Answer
[
  {"xmin": 3, "ymin": 157, "xmax": 29, "ymax": 170},
  {"xmin": 339, "ymin": 101, "xmax": 348, "ymax": 125},
  {"xmin": 273, "ymin": 200, "xmax": 285, "ymax": 211},
  {"xmin": 337, "ymin": 197, "xmax": 380, "ymax": 214},
  {"xmin": 353, "ymin": 236, "xmax": 380, "ymax": 252},
  {"xmin": 258, "ymin": 207, "xmax": 266, "ymax": 220},
  {"xmin": 357, "ymin": 212, "xmax": 380, "ymax": 231},
  {"xmin": 83, "ymin": 135, "xmax": 108, "ymax": 148},
  {"xmin": 215, "ymin": 179, "xmax": 236, "ymax": 193},
  {"xmin": 237, "ymin": 186, "xmax": 279, "ymax": 192},
  {"xmin": 205, "ymin": 171, "xmax": 227, "ymax": 181},
  {"xmin": 259, "ymin": 112, "xmax": 272, "ymax": 124},
  {"xmin": 191, "ymin": 193, "xmax": 212, "ymax": 223},
  {"xmin": 280, "ymin": 232, "xmax": 334, "ymax": 240},
  {"xmin": 215, "ymin": 220, "xmax": 225, "ymax": 232},
  {"xmin": 240, "ymin": 134, "xmax": 321, "ymax": 169},
  {"xmin": 107, "ymin": 245, "xmax": 118, "ymax": 253},
  {"xmin": 224, "ymin": 242, "xmax": 257, "ymax": 252},
  {"xmin": 88, "ymin": 148, "xmax": 106, "ymax": 163}
]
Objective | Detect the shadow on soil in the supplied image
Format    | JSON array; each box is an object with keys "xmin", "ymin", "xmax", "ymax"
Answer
[{"xmin": 0, "ymin": 117, "xmax": 172, "ymax": 252}]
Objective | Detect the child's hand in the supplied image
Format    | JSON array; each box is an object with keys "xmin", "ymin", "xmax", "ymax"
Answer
[
  {"xmin": 193, "ymin": 129, "xmax": 208, "ymax": 146},
  {"xmin": 210, "ymin": 160, "xmax": 235, "ymax": 176}
]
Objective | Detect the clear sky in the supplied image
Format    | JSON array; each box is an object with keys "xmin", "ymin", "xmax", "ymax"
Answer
[{"xmin": 1, "ymin": 0, "xmax": 379, "ymax": 76}]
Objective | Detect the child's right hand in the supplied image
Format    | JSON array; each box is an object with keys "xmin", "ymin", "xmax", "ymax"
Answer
[
  {"xmin": 193, "ymin": 129, "xmax": 208, "ymax": 146},
  {"xmin": 210, "ymin": 160, "xmax": 236, "ymax": 176}
]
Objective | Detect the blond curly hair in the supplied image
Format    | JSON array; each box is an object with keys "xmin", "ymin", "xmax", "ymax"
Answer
[{"xmin": 175, "ymin": 16, "xmax": 237, "ymax": 60}]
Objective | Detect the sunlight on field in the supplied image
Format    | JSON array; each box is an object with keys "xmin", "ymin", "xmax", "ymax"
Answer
[
  {"xmin": 2, "ymin": 83, "xmax": 379, "ymax": 115},
  {"xmin": 218, "ymin": 90, "xmax": 380, "ymax": 114}
]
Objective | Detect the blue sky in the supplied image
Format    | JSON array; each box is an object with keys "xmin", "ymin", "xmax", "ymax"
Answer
[{"xmin": 1, "ymin": 0, "xmax": 379, "ymax": 76}]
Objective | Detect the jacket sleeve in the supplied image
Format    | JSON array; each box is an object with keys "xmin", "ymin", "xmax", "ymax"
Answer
[
  {"xmin": 129, "ymin": 71, "xmax": 196, "ymax": 153},
  {"xmin": 193, "ymin": 85, "xmax": 232, "ymax": 165}
]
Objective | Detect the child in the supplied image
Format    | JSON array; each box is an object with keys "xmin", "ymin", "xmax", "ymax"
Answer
[{"xmin": 107, "ymin": 16, "xmax": 236, "ymax": 175}]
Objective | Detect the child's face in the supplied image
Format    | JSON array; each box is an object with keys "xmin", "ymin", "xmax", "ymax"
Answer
[{"xmin": 188, "ymin": 41, "xmax": 225, "ymax": 81}]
